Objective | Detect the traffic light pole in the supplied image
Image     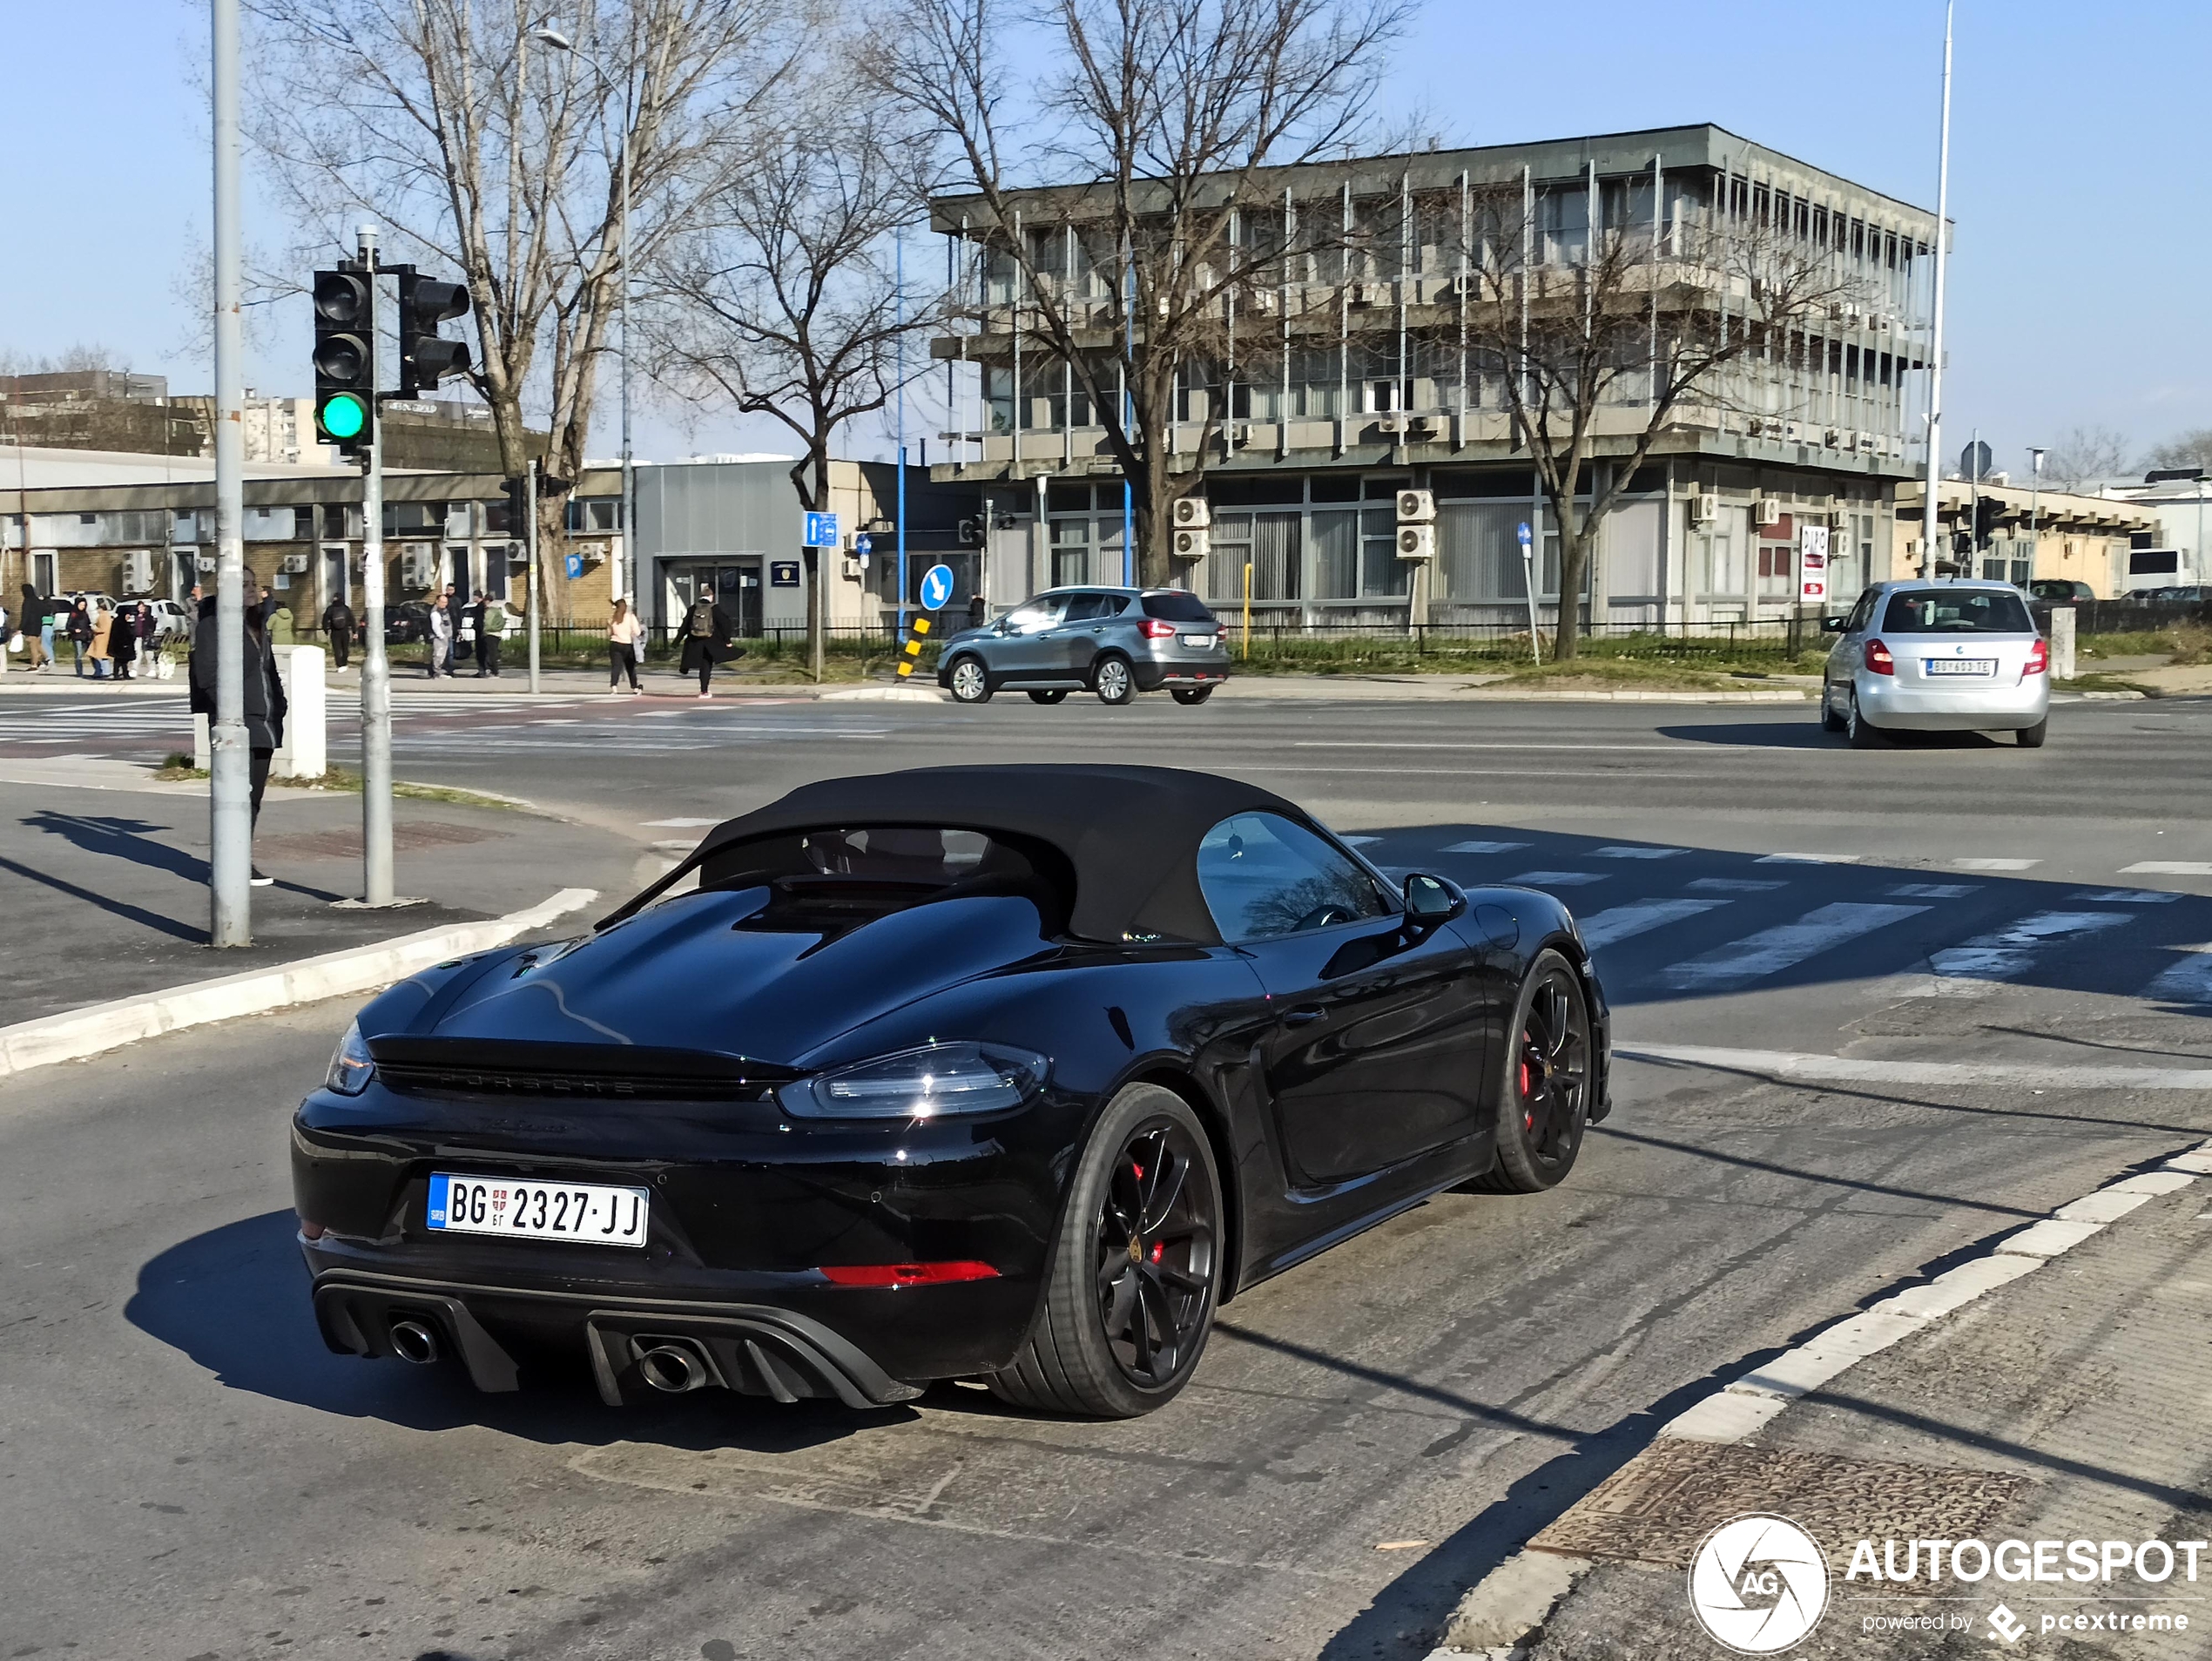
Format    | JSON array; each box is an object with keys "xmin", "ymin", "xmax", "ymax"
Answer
[
  {"xmin": 208, "ymin": 0, "xmax": 251, "ymax": 945},
  {"xmin": 357, "ymin": 226, "xmax": 395, "ymax": 907},
  {"xmin": 526, "ymin": 459, "xmax": 542, "ymax": 695}
]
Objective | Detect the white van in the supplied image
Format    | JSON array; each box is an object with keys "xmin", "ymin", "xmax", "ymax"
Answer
[{"xmin": 2125, "ymin": 548, "xmax": 2197, "ymax": 594}]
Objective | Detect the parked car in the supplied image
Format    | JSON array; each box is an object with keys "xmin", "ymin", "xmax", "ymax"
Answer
[
  {"xmin": 143, "ymin": 599, "xmax": 193, "ymax": 644},
  {"xmin": 936, "ymin": 587, "xmax": 1231, "ymax": 706},
  {"xmin": 384, "ymin": 600, "xmax": 434, "ymax": 646},
  {"xmin": 2025, "ymin": 579, "xmax": 2094, "ymax": 604},
  {"xmin": 293, "ymin": 766, "xmax": 1609, "ymax": 1418},
  {"xmin": 1820, "ymin": 580, "xmax": 2049, "ymax": 748}
]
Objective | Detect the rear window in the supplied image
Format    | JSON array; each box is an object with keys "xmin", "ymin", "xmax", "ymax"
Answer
[
  {"xmin": 1879, "ymin": 590, "xmax": 2034, "ymax": 635},
  {"xmin": 2131, "ymin": 550, "xmax": 2180, "ymax": 576},
  {"xmin": 1142, "ymin": 591, "xmax": 1214, "ymax": 623},
  {"xmin": 692, "ymin": 824, "xmax": 1072, "ymax": 934}
]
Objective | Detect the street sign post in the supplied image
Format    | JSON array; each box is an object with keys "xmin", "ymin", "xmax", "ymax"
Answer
[
  {"xmin": 1516, "ymin": 521, "xmax": 1541, "ymax": 666},
  {"xmin": 853, "ymin": 533, "xmax": 872, "ymax": 564}
]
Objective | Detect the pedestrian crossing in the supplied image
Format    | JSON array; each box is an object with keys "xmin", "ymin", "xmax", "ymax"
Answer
[{"xmin": 1353, "ymin": 829, "xmax": 2212, "ymax": 1010}]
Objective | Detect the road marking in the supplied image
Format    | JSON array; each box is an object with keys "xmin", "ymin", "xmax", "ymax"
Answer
[
  {"xmin": 2123, "ymin": 861, "xmax": 2212, "ymax": 875},
  {"xmin": 1592, "ymin": 845, "xmax": 1689, "ymax": 860},
  {"xmin": 1685, "ymin": 876, "xmax": 1788, "ymax": 894},
  {"xmin": 1441, "ymin": 840, "xmax": 1530, "ymax": 855},
  {"xmin": 1505, "ymin": 870, "xmax": 1608, "ymax": 888},
  {"xmin": 1340, "ymin": 834, "xmax": 1381, "ymax": 846},
  {"xmin": 1954, "ymin": 857, "xmax": 2039, "ymax": 870},
  {"xmin": 1616, "ymin": 1043, "xmax": 2212, "ymax": 1090},
  {"xmin": 643, "ymin": 817, "xmax": 718, "ymax": 827},
  {"xmin": 2143, "ymin": 949, "xmax": 2212, "ymax": 1006},
  {"xmin": 1928, "ymin": 909, "xmax": 2129, "ymax": 992},
  {"xmin": 1885, "ymin": 883, "xmax": 1981, "ymax": 899},
  {"xmin": 2070, "ymin": 888, "xmax": 2179, "ymax": 904},
  {"xmin": 1663, "ymin": 902, "xmax": 1926, "ymax": 990},
  {"xmin": 1576, "ymin": 899, "xmax": 1729, "ymax": 949},
  {"xmin": 1290, "ymin": 740, "xmax": 1768, "ymax": 752},
  {"xmin": 1757, "ymin": 852, "xmax": 1860, "ymax": 865}
]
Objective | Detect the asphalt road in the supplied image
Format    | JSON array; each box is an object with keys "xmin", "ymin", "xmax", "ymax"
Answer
[{"xmin": 4, "ymin": 686, "xmax": 2211, "ymax": 1660}]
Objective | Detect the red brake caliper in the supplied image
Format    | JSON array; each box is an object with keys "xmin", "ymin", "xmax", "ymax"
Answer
[{"xmin": 1521, "ymin": 1031, "xmax": 1536, "ymax": 1131}]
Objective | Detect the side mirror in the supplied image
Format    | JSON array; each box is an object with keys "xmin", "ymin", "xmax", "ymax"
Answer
[
  {"xmin": 1403, "ymin": 873, "xmax": 1466, "ymax": 925},
  {"xmin": 1819, "ymin": 616, "xmax": 1848, "ymax": 633}
]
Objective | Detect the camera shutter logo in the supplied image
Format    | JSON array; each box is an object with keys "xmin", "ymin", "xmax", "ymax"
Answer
[{"xmin": 1686, "ymin": 1515, "xmax": 1830, "ymax": 1653}]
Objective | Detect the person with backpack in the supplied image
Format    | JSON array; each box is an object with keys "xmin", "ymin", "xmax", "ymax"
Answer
[
  {"xmin": 321, "ymin": 593, "xmax": 355, "ymax": 671},
  {"xmin": 677, "ymin": 586, "xmax": 744, "ymax": 699}
]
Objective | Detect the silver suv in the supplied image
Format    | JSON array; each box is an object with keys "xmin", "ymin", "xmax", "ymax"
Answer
[{"xmin": 936, "ymin": 587, "xmax": 1232, "ymax": 706}]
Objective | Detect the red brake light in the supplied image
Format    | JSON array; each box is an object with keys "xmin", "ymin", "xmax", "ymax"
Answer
[
  {"xmin": 2023, "ymin": 638, "xmax": 2048, "ymax": 677},
  {"xmin": 1138, "ymin": 618, "xmax": 1178, "ymax": 638},
  {"xmin": 1865, "ymin": 638, "xmax": 1895, "ymax": 675},
  {"xmin": 817, "ymin": 1261, "xmax": 1000, "ymax": 1288}
]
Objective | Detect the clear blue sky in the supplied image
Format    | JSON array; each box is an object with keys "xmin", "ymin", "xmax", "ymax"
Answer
[{"xmin": 4, "ymin": 1, "xmax": 2206, "ymax": 472}]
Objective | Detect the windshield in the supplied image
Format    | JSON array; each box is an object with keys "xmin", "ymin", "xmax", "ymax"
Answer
[{"xmin": 1879, "ymin": 590, "xmax": 2035, "ymax": 635}]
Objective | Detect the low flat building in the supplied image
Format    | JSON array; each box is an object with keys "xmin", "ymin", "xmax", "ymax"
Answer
[{"xmin": 1892, "ymin": 481, "xmax": 2156, "ymax": 596}]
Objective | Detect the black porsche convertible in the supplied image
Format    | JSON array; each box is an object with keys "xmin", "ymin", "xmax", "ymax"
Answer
[{"xmin": 294, "ymin": 766, "xmax": 1610, "ymax": 1418}]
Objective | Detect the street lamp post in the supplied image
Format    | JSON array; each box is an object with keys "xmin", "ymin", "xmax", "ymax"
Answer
[
  {"xmin": 2027, "ymin": 447, "xmax": 2044, "ymax": 585},
  {"xmin": 536, "ymin": 25, "xmax": 636, "ymax": 612}
]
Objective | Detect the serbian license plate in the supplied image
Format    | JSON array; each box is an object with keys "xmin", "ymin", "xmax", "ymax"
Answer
[
  {"xmin": 427, "ymin": 1172, "xmax": 650, "ymax": 1247},
  {"xmin": 1182, "ymin": 633, "xmax": 1217, "ymax": 647},
  {"xmin": 1925, "ymin": 658, "xmax": 1996, "ymax": 676}
]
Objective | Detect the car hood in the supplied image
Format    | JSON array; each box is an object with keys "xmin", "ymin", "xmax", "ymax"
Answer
[{"xmin": 361, "ymin": 888, "xmax": 1058, "ymax": 1069}]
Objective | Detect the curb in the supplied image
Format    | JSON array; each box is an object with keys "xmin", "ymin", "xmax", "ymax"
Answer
[
  {"xmin": 0, "ymin": 887, "xmax": 598, "ymax": 1081},
  {"xmin": 1426, "ymin": 1133, "xmax": 2212, "ymax": 1657}
]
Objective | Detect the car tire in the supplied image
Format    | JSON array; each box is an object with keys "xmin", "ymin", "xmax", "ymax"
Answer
[
  {"xmin": 1170, "ymin": 686, "xmax": 1214, "ymax": 706},
  {"xmin": 1027, "ymin": 689, "xmax": 1068, "ymax": 705},
  {"xmin": 2016, "ymin": 717, "xmax": 2048, "ymax": 749},
  {"xmin": 947, "ymin": 654, "xmax": 991, "ymax": 704},
  {"xmin": 1820, "ymin": 685, "xmax": 1848, "ymax": 733},
  {"xmin": 1467, "ymin": 949, "xmax": 1592, "ymax": 1195},
  {"xmin": 1847, "ymin": 692, "xmax": 1887, "ymax": 749},
  {"xmin": 1092, "ymin": 653, "xmax": 1135, "ymax": 706},
  {"xmin": 986, "ymin": 1083, "xmax": 1222, "ymax": 1418}
]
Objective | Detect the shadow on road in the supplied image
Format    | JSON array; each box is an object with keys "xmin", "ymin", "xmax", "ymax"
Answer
[
  {"xmin": 125, "ymin": 1209, "xmax": 915, "ymax": 1452},
  {"xmin": 1656, "ymin": 720, "xmax": 2007, "ymax": 750}
]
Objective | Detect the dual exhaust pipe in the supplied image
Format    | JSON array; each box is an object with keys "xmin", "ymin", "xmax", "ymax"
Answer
[{"xmin": 387, "ymin": 1315, "xmax": 710, "ymax": 1395}]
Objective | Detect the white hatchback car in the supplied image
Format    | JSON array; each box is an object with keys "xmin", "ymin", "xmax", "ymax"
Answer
[{"xmin": 1821, "ymin": 581, "xmax": 2050, "ymax": 749}]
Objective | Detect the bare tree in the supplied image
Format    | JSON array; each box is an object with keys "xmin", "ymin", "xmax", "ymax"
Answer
[
  {"xmin": 1452, "ymin": 183, "xmax": 1870, "ymax": 658},
  {"xmin": 869, "ymin": 0, "xmax": 1411, "ymax": 585},
  {"xmin": 648, "ymin": 71, "xmax": 941, "ymax": 679},
  {"xmin": 245, "ymin": 0, "xmax": 797, "ymax": 559},
  {"xmin": 2040, "ymin": 424, "xmax": 2133, "ymax": 491},
  {"xmin": 2143, "ymin": 428, "xmax": 2212, "ymax": 476}
]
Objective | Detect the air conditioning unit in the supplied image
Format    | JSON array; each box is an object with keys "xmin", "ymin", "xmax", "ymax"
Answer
[
  {"xmin": 1687, "ymin": 493, "xmax": 1718, "ymax": 526},
  {"xmin": 1408, "ymin": 414, "xmax": 1447, "ymax": 440},
  {"xmin": 1173, "ymin": 527, "xmax": 1210, "ymax": 562},
  {"xmin": 840, "ymin": 555, "xmax": 862, "ymax": 581},
  {"xmin": 123, "ymin": 550, "xmax": 154, "ymax": 593},
  {"xmin": 1744, "ymin": 417, "xmax": 1764, "ymax": 438},
  {"xmin": 400, "ymin": 544, "xmax": 436, "ymax": 589},
  {"xmin": 1396, "ymin": 523, "xmax": 1435, "ymax": 561},
  {"xmin": 1824, "ymin": 428, "xmax": 1842, "ymax": 448},
  {"xmin": 280, "ymin": 551, "xmax": 311, "ymax": 574},
  {"xmin": 1375, "ymin": 415, "xmax": 1406, "ymax": 435},
  {"xmin": 1755, "ymin": 497, "xmax": 1784, "ymax": 528},
  {"xmin": 1396, "ymin": 488, "xmax": 1436, "ymax": 523},
  {"xmin": 503, "ymin": 542, "xmax": 529, "ymax": 564},
  {"xmin": 195, "ymin": 552, "xmax": 216, "ymax": 573},
  {"xmin": 1172, "ymin": 496, "xmax": 1211, "ymax": 530},
  {"xmin": 1224, "ymin": 422, "xmax": 1250, "ymax": 449}
]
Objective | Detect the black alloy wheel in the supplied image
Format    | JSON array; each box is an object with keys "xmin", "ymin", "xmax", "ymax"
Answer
[
  {"xmin": 1091, "ymin": 653, "xmax": 1135, "ymax": 706},
  {"xmin": 987, "ymin": 1083, "xmax": 1222, "ymax": 1416},
  {"xmin": 948, "ymin": 654, "xmax": 991, "ymax": 704},
  {"xmin": 1470, "ymin": 948, "xmax": 1592, "ymax": 1193},
  {"xmin": 1170, "ymin": 685, "xmax": 1214, "ymax": 706},
  {"xmin": 1027, "ymin": 688, "xmax": 1068, "ymax": 705}
]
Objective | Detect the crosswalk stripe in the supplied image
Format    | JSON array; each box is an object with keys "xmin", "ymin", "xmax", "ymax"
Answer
[
  {"xmin": 2071, "ymin": 888, "xmax": 2178, "ymax": 905},
  {"xmin": 1887, "ymin": 883, "xmax": 1982, "ymax": 899},
  {"xmin": 1577, "ymin": 898, "xmax": 1729, "ymax": 949},
  {"xmin": 1686, "ymin": 876, "xmax": 1788, "ymax": 894},
  {"xmin": 1506, "ymin": 870, "xmax": 1608, "ymax": 888},
  {"xmin": 2118, "ymin": 862, "xmax": 2212, "ymax": 876},
  {"xmin": 1955, "ymin": 857, "xmax": 2039, "ymax": 870},
  {"xmin": 2143, "ymin": 949, "xmax": 2212, "ymax": 1006},
  {"xmin": 1928, "ymin": 910, "xmax": 2130, "ymax": 993},
  {"xmin": 1664, "ymin": 902, "xmax": 1928, "ymax": 991},
  {"xmin": 1757, "ymin": 852, "xmax": 1860, "ymax": 865},
  {"xmin": 1442, "ymin": 840, "xmax": 1529, "ymax": 855},
  {"xmin": 1593, "ymin": 845, "xmax": 1689, "ymax": 860}
]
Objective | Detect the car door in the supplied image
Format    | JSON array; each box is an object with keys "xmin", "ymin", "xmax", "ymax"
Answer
[
  {"xmin": 1044, "ymin": 591, "xmax": 1130, "ymax": 678},
  {"xmin": 1829, "ymin": 587, "xmax": 1878, "ymax": 691},
  {"xmin": 988, "ymin": 595, "xmax": 1069, "ymax": 680},
  {"xmin": 1197, "ymin": 812, "xmax": 1491, "ymax": 1186}
]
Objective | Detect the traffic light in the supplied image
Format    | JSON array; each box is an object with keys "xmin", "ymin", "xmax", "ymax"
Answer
[
  {"xmin": 501, "ymin": 475, "xmax": 530, "ymax": 536},
  {"xmin": 312, "ymin": 267, "xmax": 375, "ymax": 456},
  {"xmin": 1973, "ymin": 495, "xmax": 2005, "ymax": 551},
  {"xmin": 396, "ymin": 271, "xmax": 473, "ymax": 396}
]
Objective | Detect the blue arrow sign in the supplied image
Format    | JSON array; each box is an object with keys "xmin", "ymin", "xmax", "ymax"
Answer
[
  {"xmin": 919, "ymin": 564, "xmax": 954, "ymax": 611},
  {"xmin": 803, "ymin": 511, "xmax": 840, "ymax": 548},
  {"xmin": 1516, "ymin": 522, "xmax": 1532, "ymax": 547},
  {"xmin": 853, "ymin": 533, "xmax": 872, "ymax": 559}
]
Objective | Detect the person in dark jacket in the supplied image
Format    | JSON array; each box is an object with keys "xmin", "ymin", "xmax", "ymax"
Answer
[
  {"xmin": 677, "ymin": 590, "xmax": 745, "ymax": 698},
  {"xmin": 189, "ymin": 576, "xmax": 289, "ymax": 886},
  {"xmin": 111, "ymin": 602, "xmax": 140, "ymax": 680},
  {"xmin": 321, "ymin": 595, "xmax": 355, "ymax": 671},
  {"xmin": 18, "ymin": 584, "xmax": 49, "ymax": 672},
  {"xmin": 66, "ymin": 598, "xmax": 92, "ymax": 676}
]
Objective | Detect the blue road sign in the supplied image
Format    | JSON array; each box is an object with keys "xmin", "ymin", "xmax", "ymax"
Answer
[
  {"xmin": 919, "ymin": 563, "xmax": 954, "ymax": 611},
  {"xmin": 803, "ymin": 511, "xmax": 840, "ymax": 548},
  {"xmin": 564, "ymin": 553, "xmax": 584, "ymax": 579},
  {"xmin": 853, "ymin": 533, "xmax": 872, "ymax": 561},
  {"xmin": 1516, "ymin": 522, "xmax": 1532, "ymax": 547}
]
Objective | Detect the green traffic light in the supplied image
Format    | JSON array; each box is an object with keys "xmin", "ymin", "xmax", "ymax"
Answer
[{"xmin": 320, "ymin": 393, "xmax": 368, "ymax": 441}]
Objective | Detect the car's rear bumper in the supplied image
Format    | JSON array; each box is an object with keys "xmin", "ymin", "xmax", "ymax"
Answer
[
  {"xmin": 1132, "ymin": 657, "xmax": 1231, "ymax": 692},
  {"xmin": 1852, "ymin": 674, "xmax": 2049, "ymax": 730}
]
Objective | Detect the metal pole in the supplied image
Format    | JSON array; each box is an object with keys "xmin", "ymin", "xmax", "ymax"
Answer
[
  {"xmin": 527, "ymin": 456, "xmax": 542, "ymax": 693},
  {"xmin": 357, "ymin": 226, "xmax": 394, "ymax": 907},
  {"xmin": 897, "ymin": 227, "xmax": 907, "ymax": 636},
  {"xmin": 1920, "ymin": 0, "xmax": 1954, "ymax": 579},
  {"xmin": 208, "ymin": 0, "xmax": 251, "ymax": 945},
  {"xmin": 620, "ymin": 122, "xmax": 635, "ymax": 612},
  {"xmin": 2027, "ymin": 446, "xmax": 2042, "ymax": 584}
]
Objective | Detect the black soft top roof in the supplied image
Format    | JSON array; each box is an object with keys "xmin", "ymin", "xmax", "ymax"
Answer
[{"xmin": 629, "ymin": 765, "xmax": 1325, "ymax": 945}]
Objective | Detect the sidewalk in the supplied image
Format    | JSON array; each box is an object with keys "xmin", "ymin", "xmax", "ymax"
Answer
[{"xmin": 1443, "ymin": 1150, "xmax": 2212, "ymax": 1659}]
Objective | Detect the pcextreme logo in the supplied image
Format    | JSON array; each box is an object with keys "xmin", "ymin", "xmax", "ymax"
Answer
[{"xmin": 1687, "ymin": 1515, "xmax": 1831, "ymax": 1653}]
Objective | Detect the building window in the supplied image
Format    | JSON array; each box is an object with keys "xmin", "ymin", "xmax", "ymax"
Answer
[
  {"xmin": 1757, "ymin": 544, "xmax": 1794, "ymax": 599},
  {"xmin": 1695, "ymin": 528, "xmax": 1743, "ymax": 604}
]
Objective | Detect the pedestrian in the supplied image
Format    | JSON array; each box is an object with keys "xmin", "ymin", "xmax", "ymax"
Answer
[
  {"xmin": 607, "ymin": 597, "xmax": 644, "ymax": 694},
  {"xmin": 66, "ymin": 597, "xmax": 92, "ymax": 676},
  {"xmin": 86, "ymin": 601, "xmax": 116, "ymax": 680},
  {"xmin": 441, "ymin": 583, "xmax": 462, "ymax": 675},
  {"xmin": 111, "ymin": 601, "xmax": 139, "ymax": 681},
  {"xmin": 467, "ymin": 590, "xmax": 490, "ymax": 677},
  {"xmin": 28, "ymin": 584, "xmax": 54, "ymax": 672},
  {"xmin": 480, "ymin": 594, "xmax": 509, "ymax": 678},
  {"xmin": 261, "ymin": 587, "xmax": 295, "ymax": 645},
  {"xmin": 678, "ymin": 586, "xmax": 744, "ymax": 699},
  {"xmin": 134, "ymin": 597, "xmax": 157, "ymax": 674},
  {"xmin": 188, "ymin": 572, "xmax": 287, "ymax": 886},
  {"xmin": 426, "ymin": 593, "xmax": 453, "ymax": 679},
  {"xmin": 321, "ymin": 592, "xmax": 355, "ymax": 672}
]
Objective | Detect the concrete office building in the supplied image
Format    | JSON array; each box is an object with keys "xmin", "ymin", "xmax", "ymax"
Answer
[{"xmin": 928, "ymin": 125, "xmax": 1943, "ymax": 629}]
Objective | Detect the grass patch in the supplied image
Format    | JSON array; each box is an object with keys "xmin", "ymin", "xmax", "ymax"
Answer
[
  {"xmin": 2076, "ymin": 625, "xmax": 2211, "ymax": 666},
  {"xmin": 1223, "ymin": 631, "xmax": 1830, "ymax": 679},
  {"xmin": 2055, "ymin": 674, "xmax": 2158, "ymax": 696},
  {"xmin": 150, "ymin": 754, "xmax": 523, "ymax": 808}
]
